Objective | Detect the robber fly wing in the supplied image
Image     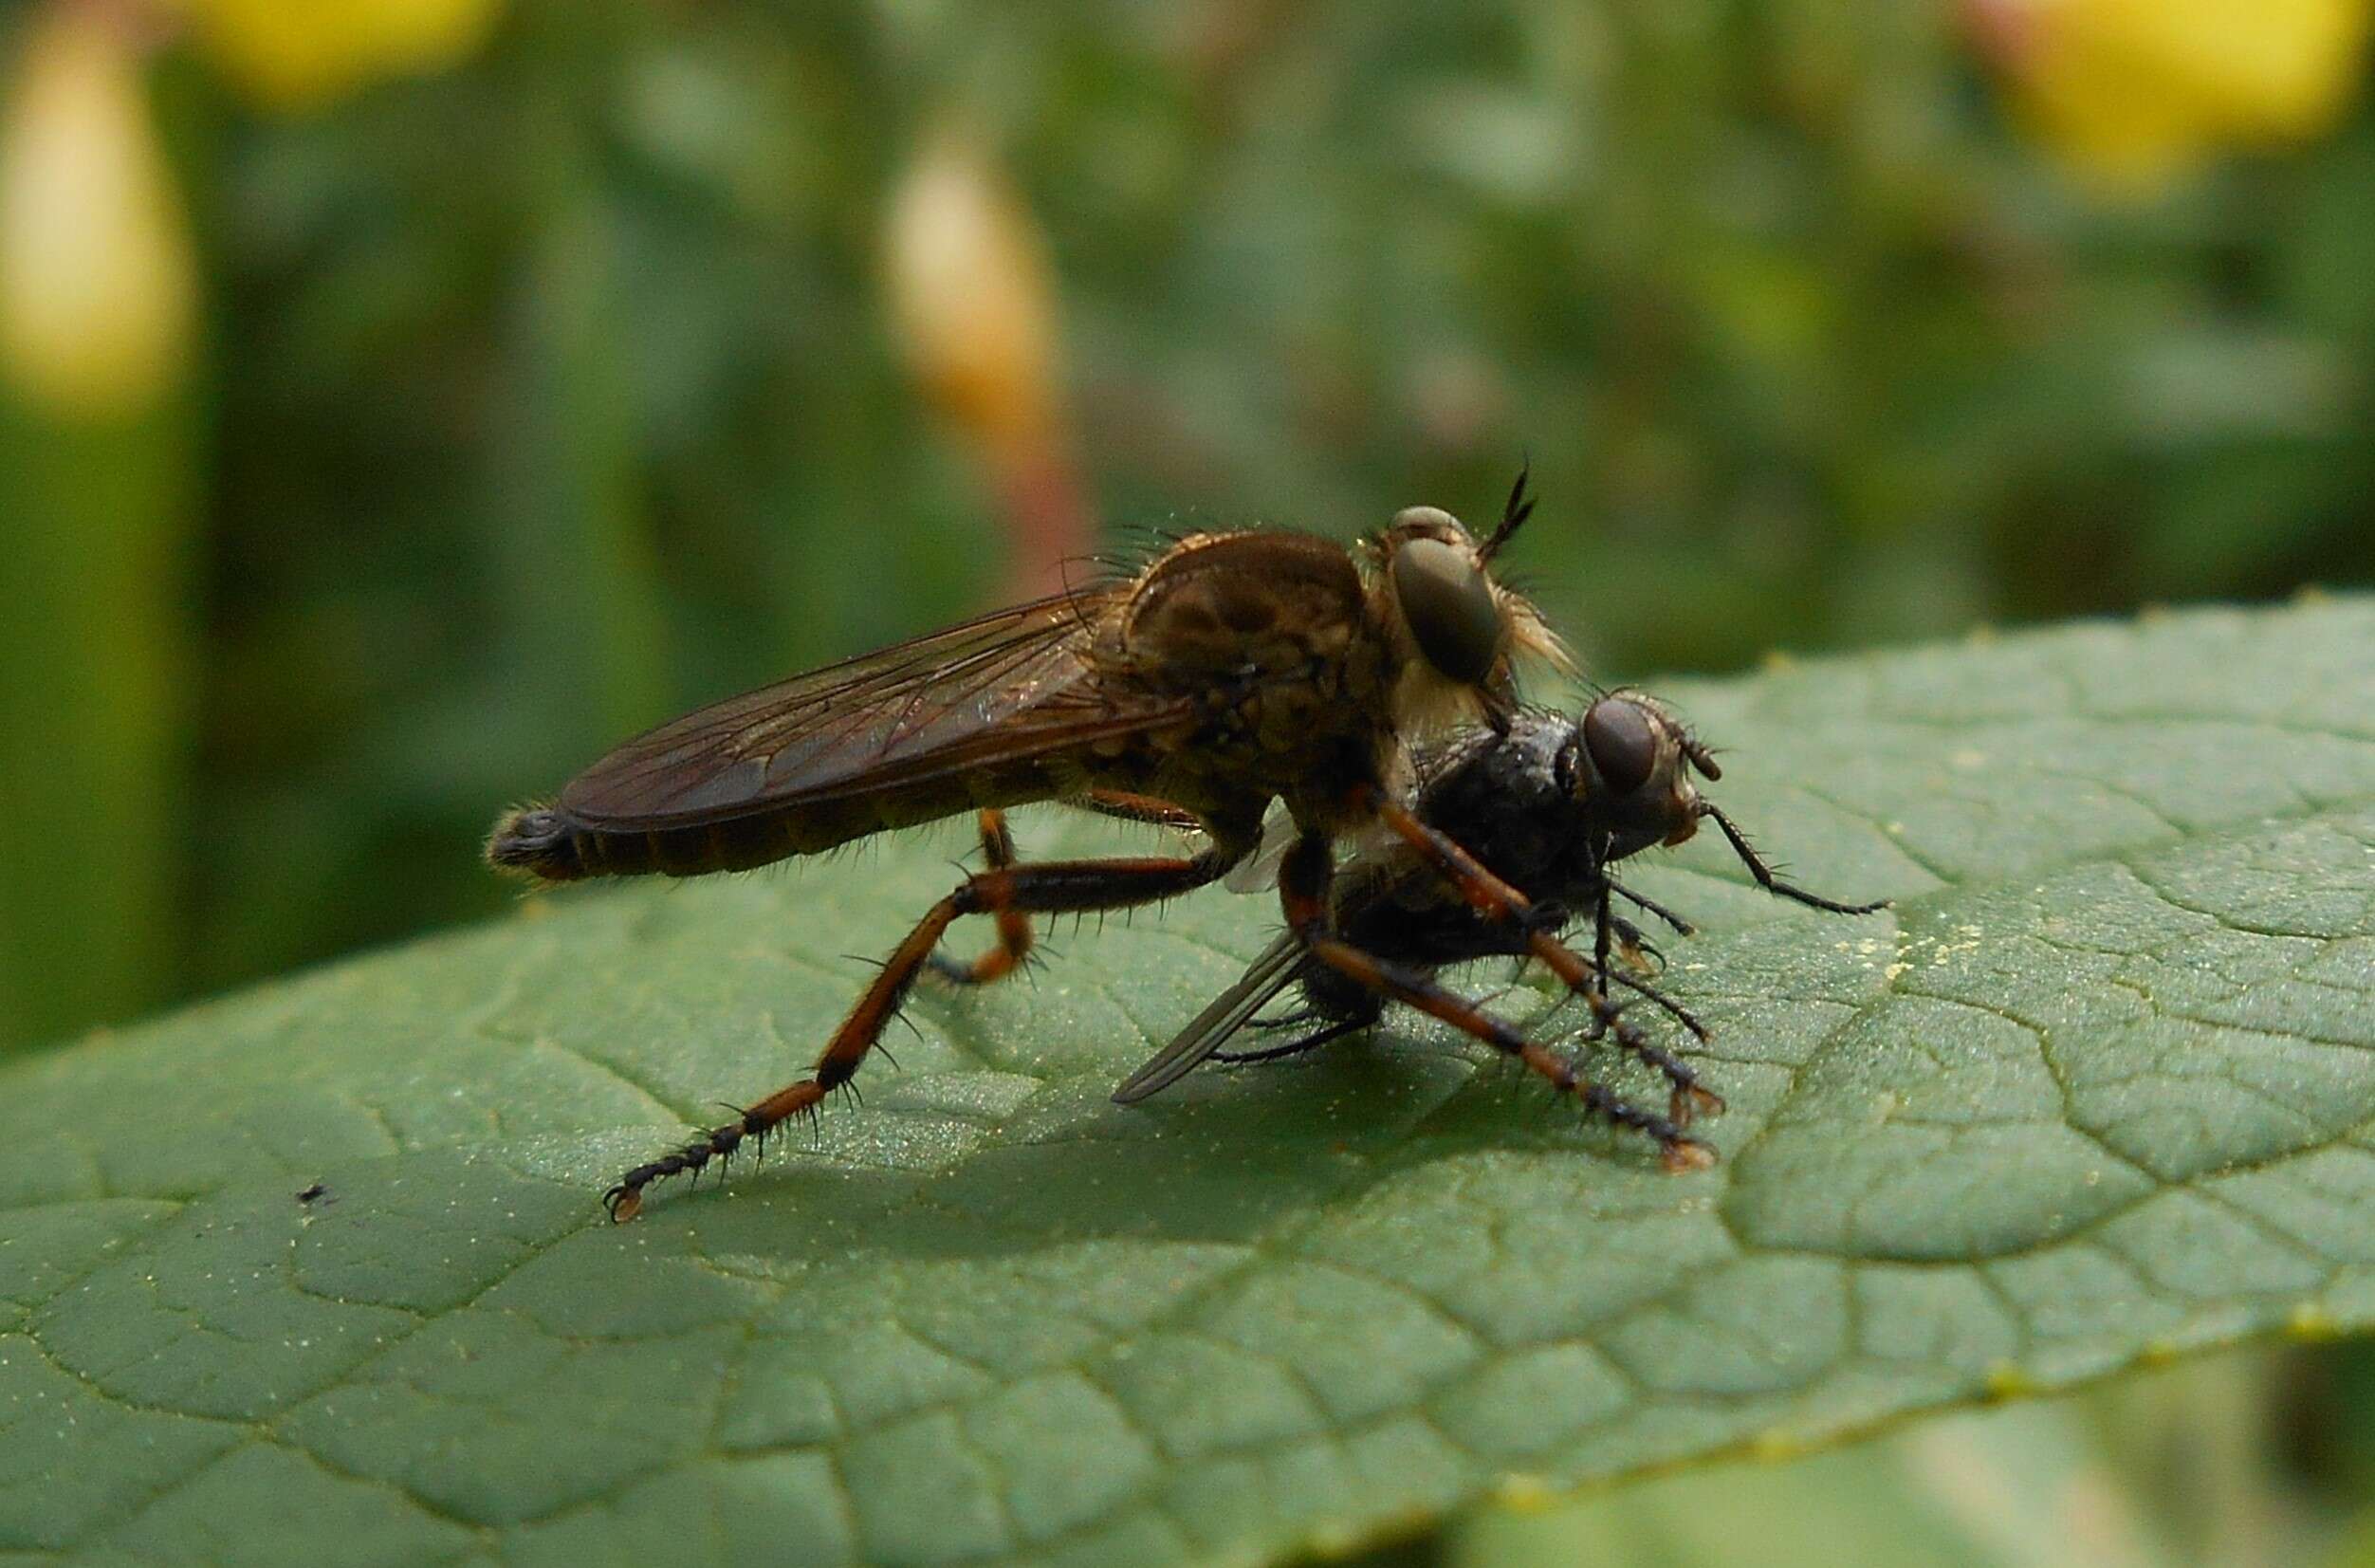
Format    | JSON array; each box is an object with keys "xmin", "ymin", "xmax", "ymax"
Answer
[
  {"xmin": 557, "ymin": 583, "xmax": 1171, "ymax": 827},
  {"xmin": 1112, "ymin": 932, "xmax": 1307, "ymax": 1104}
]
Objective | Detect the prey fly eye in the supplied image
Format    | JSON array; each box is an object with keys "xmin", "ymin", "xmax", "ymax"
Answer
[
  {"xmin": 1390, "ymin": 536, "xmax": 1505, "ymax": 687},
  {"xmin": 1582, "ymin": 697, "xmax": 1658, "ymax": 796}
]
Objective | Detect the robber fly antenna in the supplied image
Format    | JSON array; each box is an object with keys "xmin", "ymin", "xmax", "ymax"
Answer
[{"xmin": 1480, "ymin": 459, "xmax": 1536, "ymax": 562}]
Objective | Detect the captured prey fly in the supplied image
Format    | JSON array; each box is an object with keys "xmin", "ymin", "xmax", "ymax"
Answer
[
  {"xmin": 1113, "ymin": 693, "xmax": 1888, "ymax": 1167},
  {"xmin": 488, "ymin": 473, "xmax": 1565, "ymax": 1219}
]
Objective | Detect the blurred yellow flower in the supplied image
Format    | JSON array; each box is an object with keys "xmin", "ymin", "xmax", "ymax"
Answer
[
  {"xmin": 884, "ymin": 121, "xmax": 1094, "ymax": 598},
  {"xmin": 1979, "ymin": 0, "xmax": 2374, "ymax": 189},
  {"xmin": 885, "ymin": 123, "xmax": 1064, "ymax": 450},
  {"xmin": 0, "ymin": 7, "xmax": 197, "ymax": 419},
  {"xmin": 182, "ymin": 0, "xmax": 503, "ymax": 112}
]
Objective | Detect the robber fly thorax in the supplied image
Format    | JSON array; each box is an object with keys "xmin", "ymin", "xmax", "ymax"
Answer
[
  {"xmin": 488, "ymin": 473, "xmax": 1562, "ymax": 1218},
  {"xmin": 1048, "ymin": 507, "xmax": 1544, "ymax": 843},
  {"xmin": 1115, "ymin": 693, "xmax": 1887, "ymax": 1167}
]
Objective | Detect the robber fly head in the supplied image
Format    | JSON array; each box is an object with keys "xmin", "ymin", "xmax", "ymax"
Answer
[
  {"xmin": 1367, "ymin": 468, "xmax": 1566, "ymax": 736},
  {"xmin": 1566, "ymin": 692, "xmax": 1719, "ymax": 857}
]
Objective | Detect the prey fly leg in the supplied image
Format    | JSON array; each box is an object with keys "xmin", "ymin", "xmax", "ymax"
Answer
[{"xmin": 1275, "ymin": 829, "xmax": 1714, "ymax": 1170}]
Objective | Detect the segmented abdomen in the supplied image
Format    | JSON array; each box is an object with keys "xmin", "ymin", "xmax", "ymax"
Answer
[{"xmin": 486, "ymin": 756, "xmax": 1095, "ymax": 883}]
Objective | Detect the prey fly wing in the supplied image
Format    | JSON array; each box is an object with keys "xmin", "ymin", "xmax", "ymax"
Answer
[{"xmin": 1111, "ymin": 931, "xmax": 1306, "ymax": 1104}]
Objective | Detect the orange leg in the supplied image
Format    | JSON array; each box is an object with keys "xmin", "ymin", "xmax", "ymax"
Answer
[
  {"xmin": 931, "ymin": 797, "xmax": 1212, "ymax": 986},
  {"xmin": 1077, "ymin": 789, "xmax": 1206, "ymax": 831},
  {"xmin": 926, "ymin": 811, "xmax": 1036, "ymax": 986},
  {"xmin": 1278, "ymin": 832, "xmax": 1714, "ymax": 1170},
  {"xmin": 606, "ymin": 841, "xmax": 1242, "ymax": 1220}
]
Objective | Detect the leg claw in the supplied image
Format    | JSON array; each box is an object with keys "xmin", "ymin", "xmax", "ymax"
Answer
[
  {"xmin": 1661, "ymin": 1137, "xmax": 1718, "ymax": 1173},
  {"xmin": 1672, "ymin": 1084, "xmax": 1726, "ymax": 1125}
]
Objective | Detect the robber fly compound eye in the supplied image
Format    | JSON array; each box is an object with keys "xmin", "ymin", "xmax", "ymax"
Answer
[
  {"xmin": 1390, "ymin": 534, "xmax": 1506, "ymax": 688},
  {"xmin": 1581, "ymin": 696, "xmax": 1659, "ymax": 797}
]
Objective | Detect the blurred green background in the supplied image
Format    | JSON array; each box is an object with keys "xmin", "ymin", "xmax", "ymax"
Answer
[
  {"xmin": 2, "ymin": 0, "xmax": 2372, "ymax": 1560},
  {"xmin": 7, "ymin": 0, "xmax": 2373, "ymax": 1047}
]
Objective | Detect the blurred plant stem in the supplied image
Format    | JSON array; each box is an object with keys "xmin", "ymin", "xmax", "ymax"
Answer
[
  {"xmin": 0, "ymin": 396, "xmax": 196, "ymax": 1050},
  {"xmin": 481, "ymin": 132, "xmax": 665, "ymax": 766}
]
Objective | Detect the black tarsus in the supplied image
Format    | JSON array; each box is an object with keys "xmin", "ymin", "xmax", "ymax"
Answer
[
  {"xmin": 1698, "ymin": 802, "xmax": 1892, "ymax": 915},
  {"xmin": 1211, "ymin": 1013, "xmax": 1372, "ymax": 1065},
  {"xmin": 1609, "ymin": 878, "xmax": 1696, "ymax": 936}
]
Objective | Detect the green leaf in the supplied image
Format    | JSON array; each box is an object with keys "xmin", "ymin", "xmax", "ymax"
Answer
[{"xmin": 6, "ymin": 599, "xmax": 2373, "ymax": 1566}]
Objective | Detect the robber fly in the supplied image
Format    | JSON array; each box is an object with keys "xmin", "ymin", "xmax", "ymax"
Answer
[
  {"xmin": 488, "ymin": 473, "xmax": 1563, "ymax": 1219},
  {"xmin": 1111, "ymin": 693, "xmax": 1888, "ymax": 1167}
]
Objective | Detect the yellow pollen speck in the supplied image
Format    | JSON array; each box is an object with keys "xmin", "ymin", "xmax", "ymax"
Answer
[
  {"xmin": 2287, "ymin": 1302, "xmax": 2340, "ymax": 1340},
  {"xmin": 1305, "ymin": 1521, "xmax": 1375, "ymax": 1559},
  {"xmin": 1984, "ymin": 1361, "xmax": 2034, "ymax": 1399},
  {"xmin": 1493, "ymin": 1474, "xmax": 1556, "ymax": 1511}
]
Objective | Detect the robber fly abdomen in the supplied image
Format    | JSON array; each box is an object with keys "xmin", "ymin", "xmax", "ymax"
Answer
[
  {"xmin": 1114, "ymin": 695, "xmax": 1888, "ymax": 1167},
  {"xmin": 489, "ymin": 753, "xmax": 1099, "ymax": 881},
  {"xmin": 488, "ymin": 474, "xmax": 1563, "ymax": 1218}
]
